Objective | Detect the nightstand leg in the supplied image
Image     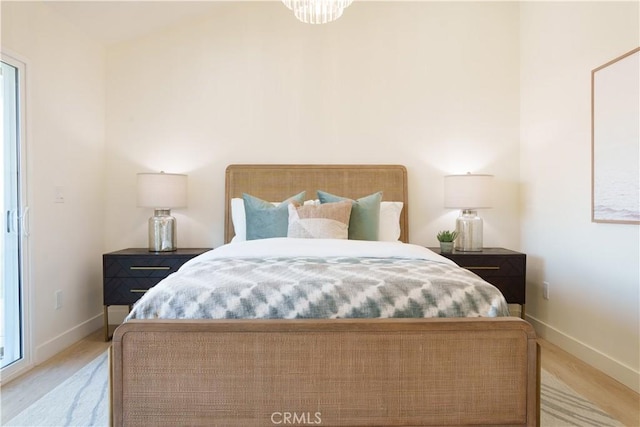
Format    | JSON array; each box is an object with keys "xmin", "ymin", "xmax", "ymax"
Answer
[
  {"xmin": 520, "ymin": 304, "xmax": 526, "ymax": 320},
  {"xmin": 103, "ymin": 305, "xmax": 110, "ymax": 341}
]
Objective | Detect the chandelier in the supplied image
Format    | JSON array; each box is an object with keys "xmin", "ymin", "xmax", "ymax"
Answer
[{"xmin": 282, "ymin": 0, "xmax": 354, "ymax": 24}]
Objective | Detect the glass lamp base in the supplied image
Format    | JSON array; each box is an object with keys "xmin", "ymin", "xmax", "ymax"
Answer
[
  {"xmin": 149, "ymin": 209, "xmax": 177, "ymax": 252},
  {"xmin": 455, "ymin": 209, "xmax": 483, "ymax": 252}
]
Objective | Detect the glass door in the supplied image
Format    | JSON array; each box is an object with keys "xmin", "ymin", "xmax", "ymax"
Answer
[{"xmin": 1, "ymin": 55, "xmax": 28, "ymax": 373}]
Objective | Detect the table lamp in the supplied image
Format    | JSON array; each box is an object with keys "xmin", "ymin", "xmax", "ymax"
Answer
[
  {"xmin": 137, "ymin": 172, "xmax": 187, "ymax": 252},
  {"xmin": 444, "ymin": 173, "xmax": 493, "ymax": 251}
]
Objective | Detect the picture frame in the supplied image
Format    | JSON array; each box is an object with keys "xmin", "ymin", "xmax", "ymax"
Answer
[{"xmin": 591, "ymin": 47, "xmax": 640, "ymax": 224}]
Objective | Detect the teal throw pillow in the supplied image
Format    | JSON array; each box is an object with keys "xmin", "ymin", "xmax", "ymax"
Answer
[
  {"xmin": 243, "ymin": 192, "xmax": 306, "ymax": 240},
  {"xmin": 317, "ymin": 190, "xmax": 382, "ymax": 241}
]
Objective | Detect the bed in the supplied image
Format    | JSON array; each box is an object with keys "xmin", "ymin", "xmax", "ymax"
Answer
[{"xmin": 110, "ymin": 164, "xmax": 539, "ymax": 426}]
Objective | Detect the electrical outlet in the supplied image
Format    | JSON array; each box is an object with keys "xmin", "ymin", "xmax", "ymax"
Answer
[
  {"xmin": 543, "ymin": 281, "xmax": 550, "ymax": 300},
  {"xmin": 55, "ymin": 290, "xmax": 63, "ymax": 309}
]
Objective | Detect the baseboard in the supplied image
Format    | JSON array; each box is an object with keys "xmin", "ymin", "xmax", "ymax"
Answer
[
  {"xmin": 34, "ymin": 313, "xmax": 104, "ymax": 365},
  {"xmin": 526, "ymin": 314, "xmax": 639, "ymax": 393}
]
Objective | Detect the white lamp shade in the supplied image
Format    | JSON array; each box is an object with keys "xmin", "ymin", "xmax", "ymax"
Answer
[
  {"xmin": 137, "ymin": 172, "xmax": 187, "ymax": 209},
  {"xmin": 444, "ymin": 174, "xmax": 493, "ymax": 209}
]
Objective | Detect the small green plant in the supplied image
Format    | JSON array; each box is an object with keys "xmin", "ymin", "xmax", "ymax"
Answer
[{"xmin": 437, "ymin": 230, "xmax": 459, "ymax": 242}]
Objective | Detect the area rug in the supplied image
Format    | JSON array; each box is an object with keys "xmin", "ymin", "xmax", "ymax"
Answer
[
  {"xmin": 6, "ymin": 351, "xmax": 623, "ymax": 427},
  {"xmin": 540, "ymin": 369, "xmax": 623, "ymax": 427},
  {"xmin": 5, "ymin": 352, "xmax": 108, "ymax": 427}
]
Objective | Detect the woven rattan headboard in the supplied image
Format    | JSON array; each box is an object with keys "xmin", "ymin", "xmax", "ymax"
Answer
[{"xmin": 224, "ymin": 164, "xmax": 409, "ymax": 244}]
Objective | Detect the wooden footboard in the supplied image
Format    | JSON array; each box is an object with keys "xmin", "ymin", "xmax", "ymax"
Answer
[{"xmin": 111, "ymin": 318, "xmax": 539, "ymax": 426}]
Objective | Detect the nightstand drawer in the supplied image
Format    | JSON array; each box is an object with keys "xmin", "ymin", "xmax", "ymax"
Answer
[
  {"xmin": 103, "ymin": 256, "xmax": 185, "ymax": 278},
  {"xmin": 103, "ymin": 278, "xmax": 157, "ymax": 305},
  {"xmin": 453, "ymin": 256, "xmax": 525, "ymax": 278}
]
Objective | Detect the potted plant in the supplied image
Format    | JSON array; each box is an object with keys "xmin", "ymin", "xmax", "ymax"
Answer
[{"xmin": 436, "ymin": 230, "xmax": 458, "ymax": 253}]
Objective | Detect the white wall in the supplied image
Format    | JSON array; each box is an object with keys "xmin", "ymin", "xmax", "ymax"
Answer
[
  {"xmin": 520, "ymin": 2, "xmax": 639, "ymax": 392},
  {"xmin": 104, "ymin": 1, "xmax": 521, "ymax": 253},
  {"xmin": 1, "ymin": 2, "xmax": 106, "ymax": 368}
]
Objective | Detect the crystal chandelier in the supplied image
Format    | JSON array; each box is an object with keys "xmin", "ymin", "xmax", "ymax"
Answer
[{"xmin": 282, "ymin": 0, "xmax": 354, "ymax": 24}]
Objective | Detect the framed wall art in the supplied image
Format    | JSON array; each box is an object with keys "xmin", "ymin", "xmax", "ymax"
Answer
[{"xmin": 591, "ymin": 47, "xmax": 640, "ymax": 224}]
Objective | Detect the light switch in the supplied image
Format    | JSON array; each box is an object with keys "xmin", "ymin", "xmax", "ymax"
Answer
[{"xmin": 54, "ymin": 186, "xmax": 65, "ymax": 203}]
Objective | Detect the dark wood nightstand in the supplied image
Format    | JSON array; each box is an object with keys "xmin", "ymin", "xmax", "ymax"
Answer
[
  {"xmin": 428, "ymin": 247, "xmax": 527, "ymax": 319},
  {"xmin": 103, "ymin": 248, "xmax": 211, "ymax": 340}
]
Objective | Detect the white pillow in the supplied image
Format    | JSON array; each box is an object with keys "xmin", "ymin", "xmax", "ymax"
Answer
[
  {"xmin": 231, "ymin": 198, "xmax": 403, "ymax": 242},
  {"xmin": 230, "ymin": 198, "xmax": 248, "ymax": 242},
  {"xmin": 379, "ymin": 201, "xmax": 403, "ymax": 242}
]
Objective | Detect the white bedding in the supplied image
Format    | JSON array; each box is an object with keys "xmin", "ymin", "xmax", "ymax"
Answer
[{"xmin": 181, "ymin": 238, "xmax": 456, "ymax": 269}]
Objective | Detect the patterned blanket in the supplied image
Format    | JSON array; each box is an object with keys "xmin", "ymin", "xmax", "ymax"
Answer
[{"xmin": 127, "ymin": 256, "xmax": 510, "ymax": 320}]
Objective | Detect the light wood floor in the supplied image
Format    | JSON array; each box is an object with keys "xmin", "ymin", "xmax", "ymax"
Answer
[{"xmin": 1, "ymin": 329, "xmax": 638, "ymax": 426}]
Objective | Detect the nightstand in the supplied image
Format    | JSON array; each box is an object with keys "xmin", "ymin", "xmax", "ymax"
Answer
[
  {"xmin": 428, "ymin": 247, "xmax": 527, "ymax": 319},
  {"xmin": 103, "ymin": 248, "xmax": 211, "ymax": 340}
]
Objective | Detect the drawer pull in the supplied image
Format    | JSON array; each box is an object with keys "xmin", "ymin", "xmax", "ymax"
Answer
[
  {"xmin": 130, "ymin": 289, "xmax": 149, "ymax": 294},
  {"xmin": 465, "ymin": 266, "xmax": 500, "ymax": 270},
  {"xmin": 129, "ymin": 266, "xmax": 171, "ymax": 270}
]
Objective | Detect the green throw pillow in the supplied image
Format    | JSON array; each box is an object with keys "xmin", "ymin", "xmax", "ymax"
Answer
[
  {"xmin": 317, "ymin": 190, "xmax": 382, "ymax": 241},
  {"xmin": 243, "ymin": 192, "xmax": 306, "ymax": 240}
]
